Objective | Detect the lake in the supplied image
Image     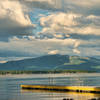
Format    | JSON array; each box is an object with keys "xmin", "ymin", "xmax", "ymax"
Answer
[{"xmin": 0, "ymin": 73, "xmax": 100, "ymax": 100}]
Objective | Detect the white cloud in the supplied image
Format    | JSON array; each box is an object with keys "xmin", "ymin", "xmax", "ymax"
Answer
[
  {"xmin": 40, "ymin": 13, "xmax": 80, "ymax": 27},
  {"xmin": 48, "ymin": 50, "xmax": 59, "ymax": 55},
  {"xmin": 39, "ymin": 12, "xmax": 100, "ymax": 39},
  {"xmin": 0, "ymin": 37, "xmax": 79, "ymax": 56},
  {"xmin": 65, "ymin": 0, "xmax": 100, "ymax": 7},
  {"xmin": 0, "ymin": 36, "xmax": 100, "ymax": 57},
  {"xmin": 73, "ymin": 49, "xmax": 80, "ymax": 54},
  {"xmin": 0, "ymin": 0, "xmax": 31, "ymax": 26},
  {"xmin": 0, "ymin": 0, "xmax": 100, "ymax": 58},
  {"xmin": 20, "ymin": 0, "xmax": 100, "ymax": 15},
  {"xmin": 0, "ymin": 0, "xmax": 100, "ymax": 41},
  {"xmin": 0, "ymin": 0, "xmax": 35, "ymax": 40},
  {"xmin": 74, "ymin": 41, "xmax": 80, "ymax": 48},
  {"xmin": 20, "ymin": 0, "xmax": 62, "ymax": 11},
  {"xmin": 0, "ymin": 61, "xmax": 7, "ymax": 64}
]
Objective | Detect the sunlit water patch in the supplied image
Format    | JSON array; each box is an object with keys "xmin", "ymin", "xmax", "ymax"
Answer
[{"xmin": 0, "ymin": 73, "xmax": 100, "ymax": 100}]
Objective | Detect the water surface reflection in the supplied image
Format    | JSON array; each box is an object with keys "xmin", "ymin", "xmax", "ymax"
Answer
[
  {"xmin": 0, "ymin": 73, "xmax": 100, "ymax": 100},
  {"xmin": 21, "ymin": 89, "xmax": 100, "ymax": 100}
]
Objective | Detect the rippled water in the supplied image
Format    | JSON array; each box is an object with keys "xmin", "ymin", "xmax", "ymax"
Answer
[{"xmin": 0, "ymin": 73, "xmax": 100, "ymax": 100}]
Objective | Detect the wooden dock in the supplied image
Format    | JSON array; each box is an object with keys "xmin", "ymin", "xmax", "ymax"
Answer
[{"xmin": 21, "ymin": 85, "xmax": 100, "ymax": 93}]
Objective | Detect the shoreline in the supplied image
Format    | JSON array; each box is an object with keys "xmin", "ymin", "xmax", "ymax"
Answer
[
  {"xmin": 0, "ymin": 73, "xmax": 100, "ymax": 78},
  {"xmin": 0, "ymin": 70, "xmax": 96, "ymax": 75}
]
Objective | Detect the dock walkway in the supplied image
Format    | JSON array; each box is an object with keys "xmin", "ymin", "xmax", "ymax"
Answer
[{"xmin": 21, "ymin": 85, "xmax": 100, "ymax": 93}]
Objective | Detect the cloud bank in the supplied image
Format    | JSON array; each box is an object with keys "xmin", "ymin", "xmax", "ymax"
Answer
[
  {"xmin": 21, "ymin": 0, "xmax": 100, "ymax": 15},
  {"xmin": 39, "ymin": 12, "xmax": 100, "ymax": 39},
  {"xmin": 0, "ymin": 0, "xmax": 100, "ymax": 58},
  {"xmin": 0, "ymin": 0, "xmax": 35, "ymax": 41},
  {"xmin": 0, "ymin": 0, "xmax": 100, "ymax": 41}
]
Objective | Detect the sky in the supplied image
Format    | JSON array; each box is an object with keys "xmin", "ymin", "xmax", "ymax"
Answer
[{"xmin": 0, "ymin": 0, "xmax": 100, "ymax": 61}]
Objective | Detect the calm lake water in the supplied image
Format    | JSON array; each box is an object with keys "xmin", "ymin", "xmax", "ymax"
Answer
[{"xmin": 0, "ymin": 73, "xmax": 100, "ymax": 100}]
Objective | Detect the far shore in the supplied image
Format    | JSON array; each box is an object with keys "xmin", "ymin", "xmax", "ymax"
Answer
[
  {"xmin": 0, "ymin": 70, "xmax": 97, "ymax": 75},
  {"xmin": 0, "ymin": 70, "xmax": 100, "ymax": 78}
]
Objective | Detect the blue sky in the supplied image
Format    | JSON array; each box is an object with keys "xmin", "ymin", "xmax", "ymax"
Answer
[{"xmin": 0, "ymin": 0, "xmax": 100, "ymax": 62}]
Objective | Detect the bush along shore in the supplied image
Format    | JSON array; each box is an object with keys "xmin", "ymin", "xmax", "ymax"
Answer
[{"xmin": 0, "ymin": 70, "xmax": 96, "ymax": 75}]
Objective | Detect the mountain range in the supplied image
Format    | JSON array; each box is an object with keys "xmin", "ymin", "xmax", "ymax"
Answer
[{"xmin": 0, "ymin": 54, "xmax": 100, "ymax": 72}]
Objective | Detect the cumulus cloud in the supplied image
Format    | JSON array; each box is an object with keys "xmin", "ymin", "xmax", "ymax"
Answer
[
  {"xmin": 39, "ymin": 12, "xmax": 100, "ymax": 40},
  {"xmin": 0, "ymin": 0, "xmax": 100, "ymax": 58},
  {"xmin": 20, "ymin": 0, "xmax": 62, "ymax": 11},
  {"xmin": 0, "ymin": 0, "xmax": 100, "ymax": 41},
  {"xmin": 73, "ymin": 49, "xmax": 80, "ymax": 54},
  {"xmin": 0, "ymin": 37, "xmax": 80, "ymax": 57},
  {"xmin": 20, "ymin": 0, "xmax": 100, "ymax": 15},
  {"xmin": 0, "ymin": 37, "xmax": 100, "ymax": 57},
  {"xmin": 0, "ymin": 0, "xmax": 35, "ymax": 41},
  {"xmin": 48, "ymin": 50, "xmax": 59, "ymax": 55}
]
